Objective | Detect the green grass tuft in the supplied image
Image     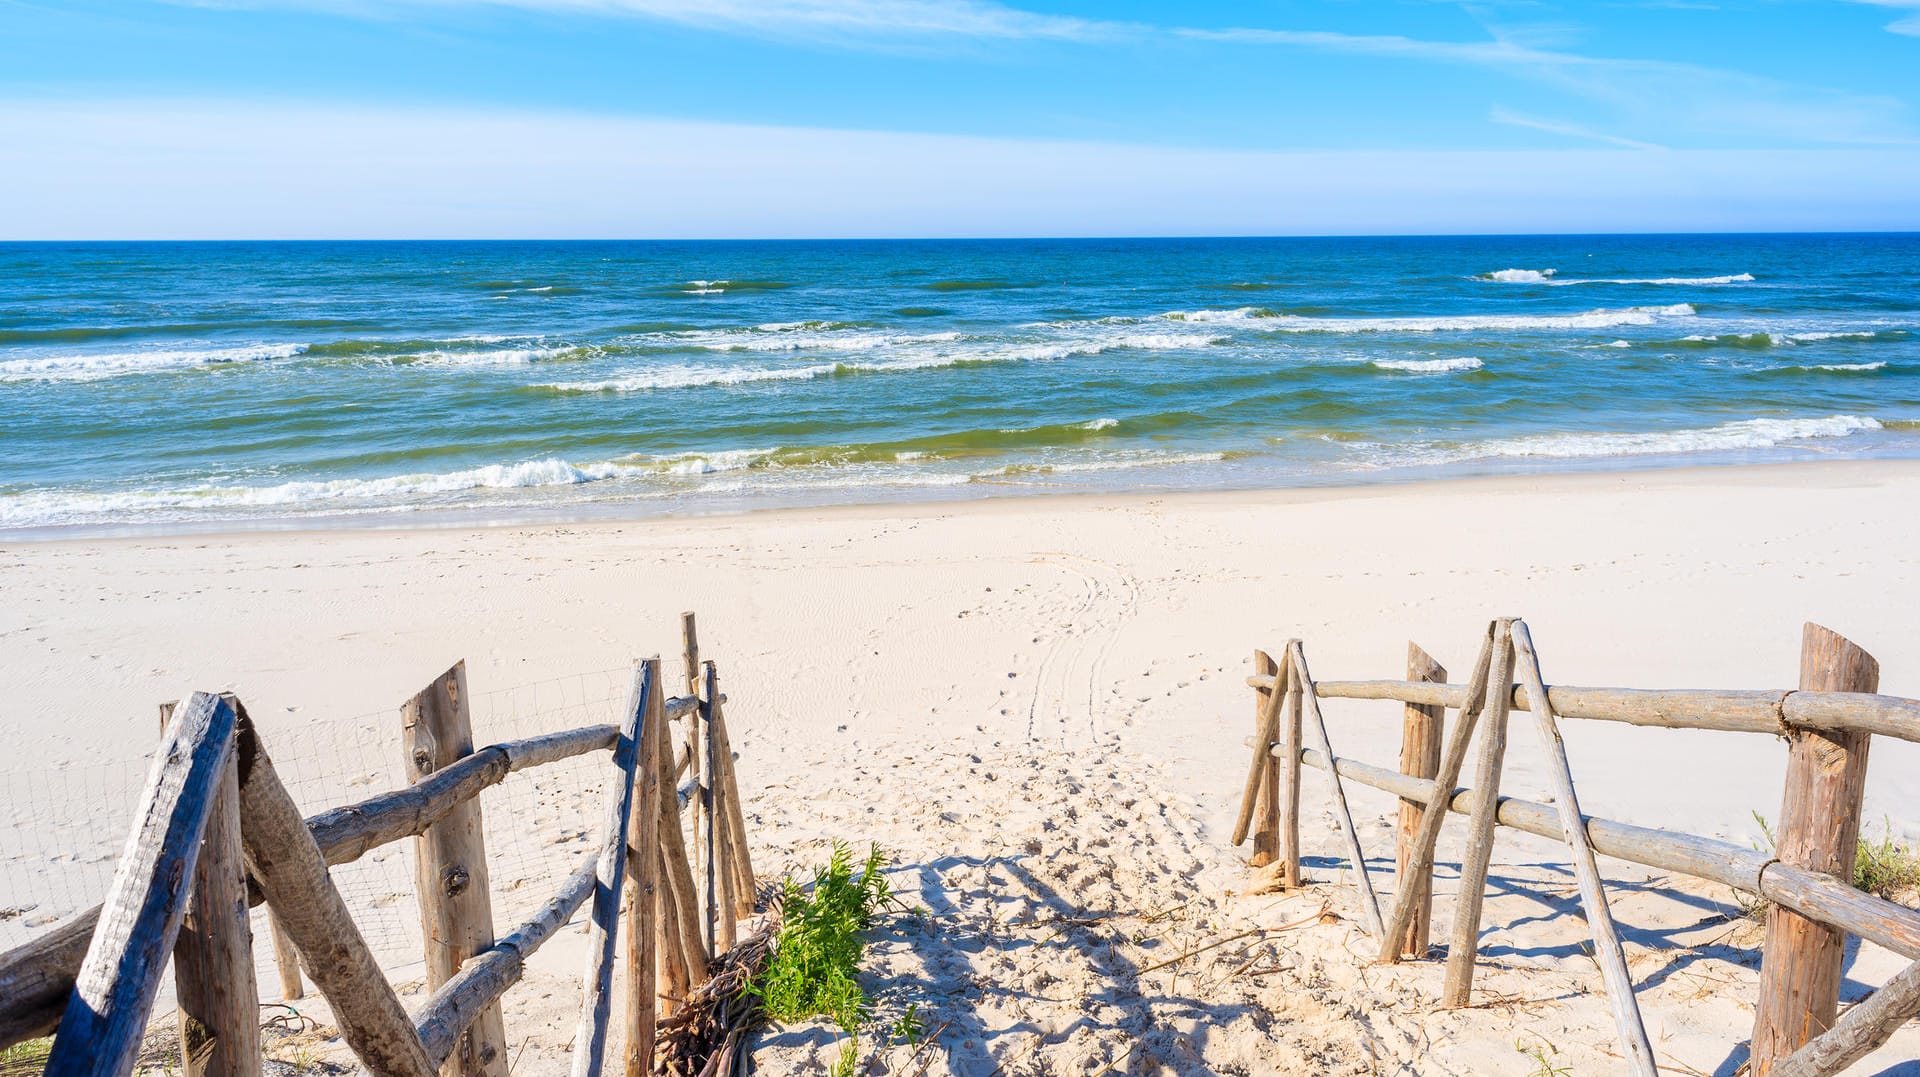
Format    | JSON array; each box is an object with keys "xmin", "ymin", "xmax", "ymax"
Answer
[
  {"xmin": 750, "ymin": 841, "xmax": 892, "ymax": 1077},
  {"xmin": 1, "ymin": 1039, "xmax": 53, "ymax": 1077},
  {"xmin": 1743, "ymin": 812, "xmax": 1920, "ymax": 917}
]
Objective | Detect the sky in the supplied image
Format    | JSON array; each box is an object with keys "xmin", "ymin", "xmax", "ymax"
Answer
[{"xmin": 2, "ymin": 0, "xmax": 1919, "ymax": 238}]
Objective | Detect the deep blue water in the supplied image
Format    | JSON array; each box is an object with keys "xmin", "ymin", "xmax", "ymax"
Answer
[{"xmin": 1, "ymin": 235, "xmax": 1916, "ymax": 533}]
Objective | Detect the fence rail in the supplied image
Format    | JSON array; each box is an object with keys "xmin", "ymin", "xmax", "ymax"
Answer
[
  {"xmin": 0, "ymin": 612, "xmax": 755, "ymax": 1077},
  {"xmin": 1235, "ymin": 619, "xmax": 1920, "ymax": 1077}
]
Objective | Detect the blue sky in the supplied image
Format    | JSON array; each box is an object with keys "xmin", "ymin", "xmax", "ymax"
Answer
[{"xmin": 3, "ymin": 0, "xmax": 1919, "ymax": 237}]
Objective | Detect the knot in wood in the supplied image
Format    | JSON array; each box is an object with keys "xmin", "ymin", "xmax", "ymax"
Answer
[
  {"xmin": 412, "ymin": 749, "xmax": 435, "ymax": 775},
  {"xmin": 442, "ymin": 864, "xmax": 471, "ymax": 896}
]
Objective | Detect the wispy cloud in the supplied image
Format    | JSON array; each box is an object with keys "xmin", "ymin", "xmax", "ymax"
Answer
[
  {"xmin": 7, "ymin": 98, "xmax": 1919, "ymax": 238},
  {"xmin": 1181, "ymin": 23, "xmax": 1913, "ymax": 146},
  {"xmin": 1489, "ymin": 106, "xmax": 1667, "ymax": 150},
  {"xmin": 1851, "ymin": 0, "xmax": 1920, "ymax": 36}
]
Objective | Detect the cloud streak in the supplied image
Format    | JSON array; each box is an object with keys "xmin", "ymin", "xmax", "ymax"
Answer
[
  {"xmin": 4, "ymin": 99, "xmax": 1918, "ymax": 239},
  {"xmin": 1851, "ymin": 0, "xmax": 1920, "ymax": 36},
  {"xmin": 1489, "ymin": 106, "xmax": 1667, "ymax": 151}
]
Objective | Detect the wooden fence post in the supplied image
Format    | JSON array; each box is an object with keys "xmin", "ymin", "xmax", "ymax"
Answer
[
  {"xmin": 704, "ymin": 662, "xmax": 757, "ymax": 917},
  {"xmin": 1249, "ymin": 650, "xmax": 1282, "ymax": 868},
  {"xmin": 403, "ymin": 662, "xmax": 510, "ymax": 1077},
  {"xmin": 1752, "ymin": 624, "xmax": 1880, "ymax": 1074},
  {"xmin": 681, "ymin": 612, "xmax": 711, "ymax": 956},
  {"xmin": 703, "ymin": 662, "xmax": 740, "ymax": 952},
  {"xmin": 1396, "ymin": 643, "xmax": 1446, "ymax": 960},
  {"xmin": 1443, "ymin": 618, "xmax": 1517, "ymax": 1007},
  {"xmin": 1277, "ymin": 643, "xmax": 1304, "ymax": 888},
  {"xmin": 46, "ymin": 693, "xmax": 237, "ymax": 1077},
  {"xmin": 622, "ymin": 660, "xmax": 665, "ymax": 1077},
  {"xmin": 161, "ymin": 701, "xmax": 261, "ymax": 1077},
  {"xmin": 573, "ymin": 661, "xmax": 653, "ymax": 1077}
]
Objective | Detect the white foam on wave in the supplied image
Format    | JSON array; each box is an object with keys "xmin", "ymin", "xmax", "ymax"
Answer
[
  {"xmin": 1485, "ymin": 268, "xmax": 1557, "ymax": 283},
  {"xmin": 411, "ymin": 345, "xmax": 584, "ymax": 367},
  {"xmin": 1484, "ymin": 269, "xmax": 1754, "ymax": 286},
  {"xmin": 0, "ymin": 343, "xmax": 308, "ymax": 383},
  {"xmin": 1460, "ymin": 414, "xmax": 1880, "ymax": 461},
  {"xmin": 1079, "ymin": 418, "xmax": 1120, "ymax": 430},
  {"xmin": 1557, "ymin": 273, "xmax": 1754, "ymax": 286},
  {"xmin": 544, "ymin": 330, "xmax": 1226, "ymax": 394},
  {"xmin": 1373, "ymin": 357, "xmax": 1484, "ymax": 374},
  {"xmin": 1788, "ymin": 362, "xmax": 1888, "ymax": 373},
  {"xmin": 0, "ymin": 456, "xmax": 649, "ymax": 527},
  {"xmin": 1159, "ymin": 304, "xmax": 1695, "ymax": 334}
]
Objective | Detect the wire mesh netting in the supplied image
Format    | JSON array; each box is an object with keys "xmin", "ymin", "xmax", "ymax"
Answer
[{"xmin": 0, "ymin": 665, "xmax": 637, "ymax": 1005}]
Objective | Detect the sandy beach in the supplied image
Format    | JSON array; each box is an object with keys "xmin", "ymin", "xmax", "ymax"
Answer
[{"xmin": 4, "ymin": 460, "xmax": 1918, "ymax": 1075}]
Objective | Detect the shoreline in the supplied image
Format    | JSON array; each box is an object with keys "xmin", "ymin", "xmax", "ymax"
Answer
[{"xmin": 7, "ymin": 454, "xmax": 1918, "ymax": 545}]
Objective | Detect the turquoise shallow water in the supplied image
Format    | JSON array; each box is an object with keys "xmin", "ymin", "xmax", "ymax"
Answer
[{"xmin": 1, "ymin": 235, "xmax": 1916, "ymax": 534}]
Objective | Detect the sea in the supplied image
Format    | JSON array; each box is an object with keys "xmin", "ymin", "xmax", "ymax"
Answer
[{"xmin": 1, "ymin": 234, "xmax": 1916, "ymax": 535}]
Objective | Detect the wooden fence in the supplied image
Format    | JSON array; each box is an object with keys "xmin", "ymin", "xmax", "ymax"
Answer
[
  {"xmin": 1234, "ymin": 619, "xmax": 1920, "ymax": 1077},
  {"xmin": 0, "ymin": 612, "xmax": 754, "ymax": 1077}
]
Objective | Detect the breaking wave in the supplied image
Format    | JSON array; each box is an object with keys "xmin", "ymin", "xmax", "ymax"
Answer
[
  {"xmin": 1373, "ymin": 357, "xmax": 1484, "ymax": 374},
  {"xmin": 0, "ymin": 343, "xmax": 309, "ymax": 382}
]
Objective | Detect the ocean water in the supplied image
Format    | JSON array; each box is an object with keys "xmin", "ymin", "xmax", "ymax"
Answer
[{"xmin": 1, "ymin": 235, "xmax": 1916, "ymax": 534}]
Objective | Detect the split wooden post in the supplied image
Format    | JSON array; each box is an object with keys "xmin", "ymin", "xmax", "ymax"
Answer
[
  {"xmin": 1768, "ymin": 957, "xmax": 1920, "ymax": 1077},
  {"xmin": 652, "ymin": 686, "xmax": 711, "ymax": 996},
  {"xmin": 1277, "ymin": 643, "xmax": 1304, "ymax": 888},
  {"xmin": 1510, "ymin": 621, "xmax": 1657, "ymax": 1076},
  {"xmin": 265, "ymin": 911, "xmax": 304, "ymax": 1001},
  {"xmin": 705, "ymin": 665, "xmax": 757, "ymax": 917},
  {"xmin": 233, "ymin": 701, "xmax": 436, "ymax": 1077},
  {"xmin": 1443, "ymin": 618, "xmax": 1517, "ymax": 1008},
  {"xmin": 1247, "ymin": 651, "xmax": 1282, "ymax": 868},
  {"xmin": 1395, "ymin": 643, "xmax": 1446, "ymax": 960},
  {"xmin": 46, "ymin": 693, "xmax": 237, "ymax": 1077},
  {"xmin": 681, "ymin": 612, "xmax": 712, "ymax": 956},
  {"xmin": 1752, "ymin": 624, "xmax": 1880, "ymax": 1075},
  {"xmin": 402, "ymin": 662, "xmax": 510, "ymax": 1077},
  {"xmin": 622, "ymin": 656, "xmax": 668, "ymax": 1075},
  {"xmin": 159, "ymin": 700, "xmax": 261, "ymax": 1077},
  {"xmin": 1232, "ymin": 653, "xmax": 1286, "ymax": 847},
  {"xmin": 572, "ymin": 661, "xmax": 654, "ymax": 1077},
  {"xmin": 703, "ymin": 662, "xmax": 740, "ymax": 952},
  {"xmin": 1288, "ymin": 641, "xmax": 1386, "ymax": 942},
  {"xmin": 1379, "ymin": 621, "xmax": 1497, "ymax": 965}
]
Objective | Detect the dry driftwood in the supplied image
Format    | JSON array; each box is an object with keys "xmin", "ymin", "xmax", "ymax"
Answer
[
  {"xmin": 655, "ymin": 909, "xmax": 779, "ymax": 1077},
  {"xmin": 45, "ymin": 692, "xmax": 237, "ymax": 1077}
]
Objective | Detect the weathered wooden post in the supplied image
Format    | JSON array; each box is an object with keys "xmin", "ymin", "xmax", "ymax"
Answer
[
  {"xmin": 1249, "ymin": 650, "xmax": 1281, "ymax": 868},
  {"xmin": 1443, "ymin": 618, "xmax": 1516, "ymax": 1008},
  {"xmin": 402, "ymin": 662, "xmax": 510, "ymax": 1077},
  {"xmin": 160, "ymin": 701, "xmax": 261, "ymax": 1077},
  {"xmin": 681, "ymin": 612, "xmax": 711, "ymax": 955},
  {"xmin": 46, "ymin": 693, "xmax": 238, "ymax": 1077},
  {"xmin": 621, "ymin": 659, "xmax": 664, "ymax": 1077},
  {"xmin": 702, "ymin": 662, "xmax": 740, "ymax": 952},
  {"xmin": 1752, "ymin": 624, "xmax": 1880, "ymax": 1074},
  {"xmin": 704, "ymin": 662, "xmax": 757, "ymax": 917},
  {"xmin": 1396, "ymin": 643, "xmax": 1446, "ymax": 960},
  {"xmin": 573, "ymin": 662, "xmax": 653, "ymax": 1077},
  {"xmin": 1277, "ymin": 643, "xmax": 1304, "ymax": 888}
]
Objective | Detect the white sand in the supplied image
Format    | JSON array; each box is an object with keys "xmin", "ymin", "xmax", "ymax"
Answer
[{"xmin": 3, "ymin": 460, "xmax": 1918, "ymax": 1075}]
